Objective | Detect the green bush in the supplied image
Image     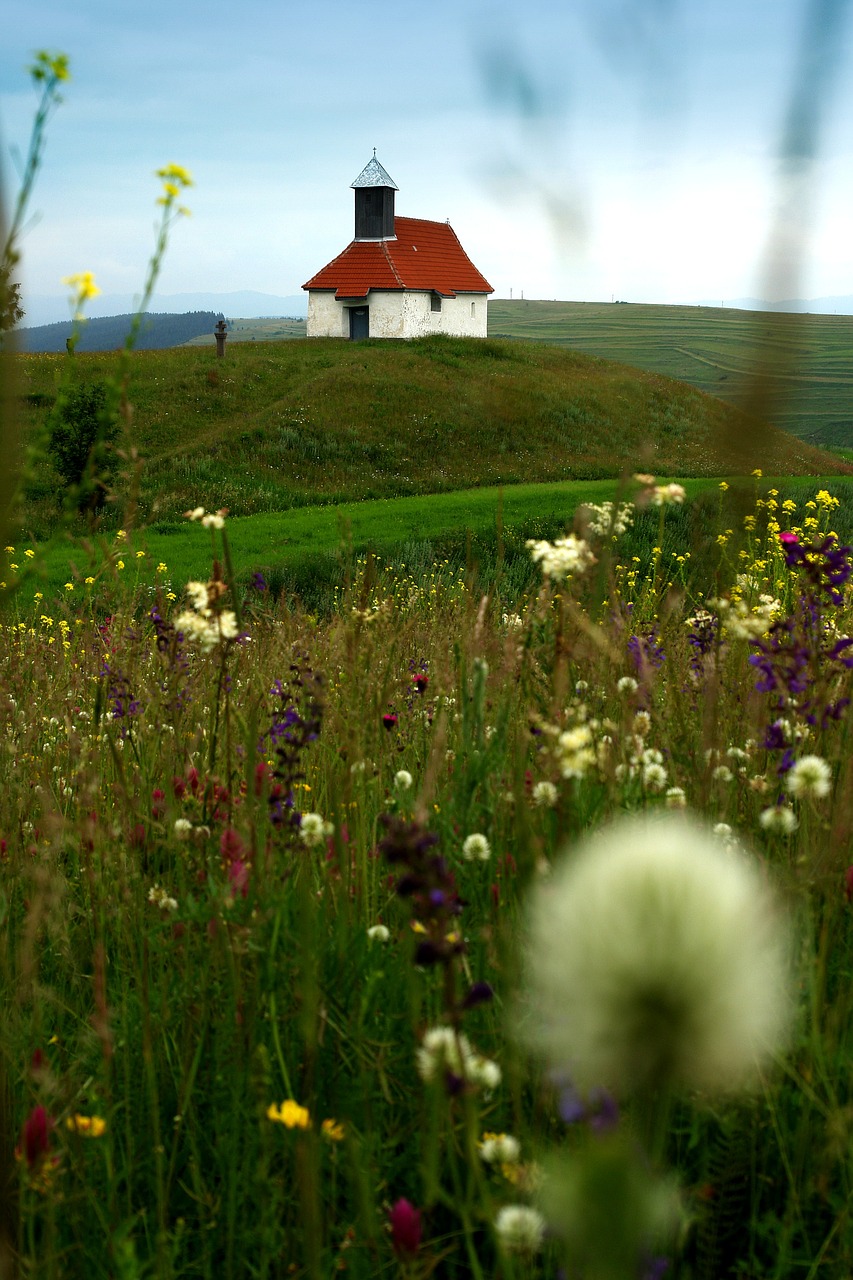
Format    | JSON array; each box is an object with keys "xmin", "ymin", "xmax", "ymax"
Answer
[{"xmin": 47, "ymin": 379, "xmax": 120, "ymax": 511}]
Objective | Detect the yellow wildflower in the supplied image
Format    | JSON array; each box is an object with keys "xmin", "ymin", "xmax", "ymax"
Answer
[
  {"xmin": 66, "ymin": 1114, "xmax": 106, "ymax": 1137},
  {"xmin": 62, "ymin": 272, "xmax": 101, "ymax": 318},
  {"xmin": 321, "ymin": 1118, "xmax": 345, "ymax": 1142},
  {"xmin": 31, "ymin": 51, "xmax": 70, "ymax": 83},
  {"xmin": 267, "ymin": 1100, "xmax": 310, "ymax": 1129},
  {"xmin": 156, "ymin": 163, "xmax": 193, "ymax": 188}
]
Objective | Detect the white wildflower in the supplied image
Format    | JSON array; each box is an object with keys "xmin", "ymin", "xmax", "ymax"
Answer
[
  {"xmin": 651, "ymin": 483, "xmax": 686, "ymax": 506},
  {"xmin": 173, "ymin": 818, "xmax": 193, "ymax": 841},
  {"xmin": 299, "ymin": 812, "xmax": 332, "ymax": 847},
  {"xmin": 712, "ymin": 765, "xmax": 734, "ymax": 784},
  {"xmin": 480, "ymin": 1133, "xmax": 521, "ymax": 1164},
  {"xmin": 394, "ymin": 769, "xmax": 413, "ymax": 791},
  {"xmin": 759, "ymin": 805, "xmax": 799, "ymax": 834},
  {"xmin": 532, "ymin": 780, "xmax": 559, "ymax": 808},
  {"xmin": 633, "ymin": 710, "xmax": 651, "ymax": 737},
  {"xmin": 581, "ymin": 500, "xmax": 635, "ymax": 539},
  {"xmin": 786, "ymin": 755, "xmax": 832, "ymax": 800},
  {"xmin": 642, "ymin": 762, "xmax": 668, "ymax": 792},
  {"xmin": 470, "ymin": 1056, "xmax": 502, "ymax": 1090},
  {"xmin": 616, "ymin": 676, "xmax": 638, "ymax": 694},
  {"xmin": 494, "ymin": 1205, "xmax": 546, "ymax": 1254},
  {"xmin": 186, "ymin": 580, "xmax": 209, "ymax": 611},
  {"xmin": 174, "ymin": 610, "xmax": 208, "ymax": 641},
  {"xmin": 521, "ymin": 812, "xmax": 792, "ymax": 1095},
  {"xmin": 462, "ymin": 833, "xmax": 491, "ymax": 862},
  {"xmin": 217, "ymin": 611, "xmax": 240, "ymax": 642},
  {"xmin": 527, "ymin": 534, "xmax": 596, "ymax": 583},
  {"xmin": 416, "ymin": 1026, "xmax": 472, "ymax": 1083},
  {"xmin": 367, "ymin": 924, "xmax": 390, "ymax": 943},
  {"xmin": 148, "ymin": 885, "xmax": 178, "ymax": 912},
  {"xmin": 665, "ymin": 786, "xmax": 687, "ymax": 809},
  {"xmin": 556, "ymin": 724, "xmax": 596, "ymax": 779},
  {"xmin": 714, "ymin": 595, "xmax": 781, "ymax": 641}
]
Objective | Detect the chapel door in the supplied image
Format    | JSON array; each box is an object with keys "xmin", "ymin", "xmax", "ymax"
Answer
[{"xmin": 349, "ymin": 307, "xmax": 369, "ymax": 340}]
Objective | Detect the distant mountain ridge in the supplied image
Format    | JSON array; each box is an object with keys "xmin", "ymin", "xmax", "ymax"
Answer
[
  {"xmin": 19, "ymin": 290, "xmax": 308, "ymax": 329},
  {"xmin": 700, "ymin": 295, "xmax": 853, "ymax": 315}
]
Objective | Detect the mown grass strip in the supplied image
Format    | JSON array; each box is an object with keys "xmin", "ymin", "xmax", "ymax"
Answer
[{"xmin": 14, "ymin": 474, "xmax": 853, "ymax": 602}]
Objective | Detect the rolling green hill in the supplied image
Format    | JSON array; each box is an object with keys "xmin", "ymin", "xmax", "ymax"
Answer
[
  {"xmin": 487, "ymin": 299, "xmax": 853, "ymax": 447},
  {"xmin": 13, "ymin": 334, "xmax": 842, "ymax": 539}
]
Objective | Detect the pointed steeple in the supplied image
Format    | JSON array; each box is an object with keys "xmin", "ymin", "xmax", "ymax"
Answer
[{"xmin": 351, "ymin": 152, "xmax": 397, "ymax": 241}]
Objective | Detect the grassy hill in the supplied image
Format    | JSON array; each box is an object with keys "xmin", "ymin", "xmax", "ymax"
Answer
[
  {"xmin": 183, "ymin": 317, "xmax": 307, "ymax": 345},
  {"xmin": 14, "ymin": 334, "xmax": 841, "ymax": 538},
  {"xmin": 488, "ymin": 299, "xmax": 853, "ymax": 448}
]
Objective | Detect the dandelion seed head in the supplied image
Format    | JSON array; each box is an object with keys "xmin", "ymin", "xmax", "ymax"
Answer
[
  {"xmin": 494, "ymin": 1204, "xmax": 546, "ymax": 1254},
  {"xmin": 462, "ymin": 833, "xmax": 491, "ymax": 861},
  {"xmin": 520, "ymin": 812, "xmax": 792, "ymax": 1096},
  {"xmin": 786, "ymin": 755, "xmax": 832, "ymax": 800}
]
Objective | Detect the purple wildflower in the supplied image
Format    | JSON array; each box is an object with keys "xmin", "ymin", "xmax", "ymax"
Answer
[
  {"xmin": 628, "ymin": 630, "xmax": 665, "ymax": 674},
  {"xmin": 261, "ymin": 659, "xmax": 323, "ymax": 832}
]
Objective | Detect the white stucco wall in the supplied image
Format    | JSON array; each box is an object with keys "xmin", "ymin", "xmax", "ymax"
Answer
[{"xmin": 306, "ymin": 290, "xmax": 489, "ymax": 339}]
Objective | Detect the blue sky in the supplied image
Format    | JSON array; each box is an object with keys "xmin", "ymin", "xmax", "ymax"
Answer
[{"xmin": 2, "ymin": 0, "xmax": 852, "ymax": 318}]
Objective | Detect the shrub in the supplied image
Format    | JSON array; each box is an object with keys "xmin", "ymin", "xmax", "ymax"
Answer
[{"xmin": 47, "ymin": 379, "xmax": 120, "ymax": 511}]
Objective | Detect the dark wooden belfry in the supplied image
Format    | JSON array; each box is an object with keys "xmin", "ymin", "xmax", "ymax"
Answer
[{"xmin": 352, "ymin": 153, "xmax": 398, "ymax": 241}]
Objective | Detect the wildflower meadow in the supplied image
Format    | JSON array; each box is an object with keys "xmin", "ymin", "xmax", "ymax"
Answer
[
  {"xmin": 0, "ymin": 477, "xmax": 851, "ymax": 1278},
  {"xmin": 1, "ymin": 48, "xmax": 852, "ymax": 1280}
]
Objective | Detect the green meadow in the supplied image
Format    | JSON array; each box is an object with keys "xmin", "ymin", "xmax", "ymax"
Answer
[
  {"xmin": 488, "ymin": 298, "xmax": 853, "ymax": 449},
  {"xmin": 14, "ymin": 334, "xmax": 842, "ymax": 545},
  {"xmin": 189, "ymin": 300, "xmax": 853, "ymax": 450},
  {"xmin": 5, "ymin": 330, "xmax": 853, "ymax": 1278},
  {"xmin": 15, "ymin": 473, "xmax": 853, "ymax": 609}
]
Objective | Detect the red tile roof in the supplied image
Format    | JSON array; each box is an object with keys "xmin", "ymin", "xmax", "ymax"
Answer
[{"xmin": 302, "ymin": 217, "xmax": 493, "ymax": 299}]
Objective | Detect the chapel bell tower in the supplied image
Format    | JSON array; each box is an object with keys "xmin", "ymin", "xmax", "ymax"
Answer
[{"xmin": 352, "ymin": 152, "xmax": 398, "ymax": 241}]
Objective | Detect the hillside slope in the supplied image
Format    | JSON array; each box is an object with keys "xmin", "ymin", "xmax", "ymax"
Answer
[
  {"xmin": 488, "ymin": 299, "xmax": 853, "ymax": 447},
  {"xmin": 16, "ymin": 335, "xmax": 841, "ymax": 530}
]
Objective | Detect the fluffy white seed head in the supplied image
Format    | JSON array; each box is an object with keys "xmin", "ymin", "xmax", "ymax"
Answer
[
  {"xmin": 299, "ymin": 812, "xmax": 332, "ymax": 847},
  {"xmin": 462, "ymin": 833, "xmax": 491, "ymax": 862},
  {"xmin": 786, "ymin": 755, "xmax": 832, "ymax": 800},
  {"xmin": 520, "ymin": 812, "xmax": 792, "ymax": 1096},
  {"xmin": 480, "ymin": 1133, "xmax": 521, "ymax": 1164},
  {"xmin": 494, "ymin": 1205, "xmax": 546, "ymax": 1254}
]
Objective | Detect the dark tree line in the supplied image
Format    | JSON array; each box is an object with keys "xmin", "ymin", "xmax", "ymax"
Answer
[{"xmin": 20, "ymin": 311, "xmax": 225, "ymax": 353}]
